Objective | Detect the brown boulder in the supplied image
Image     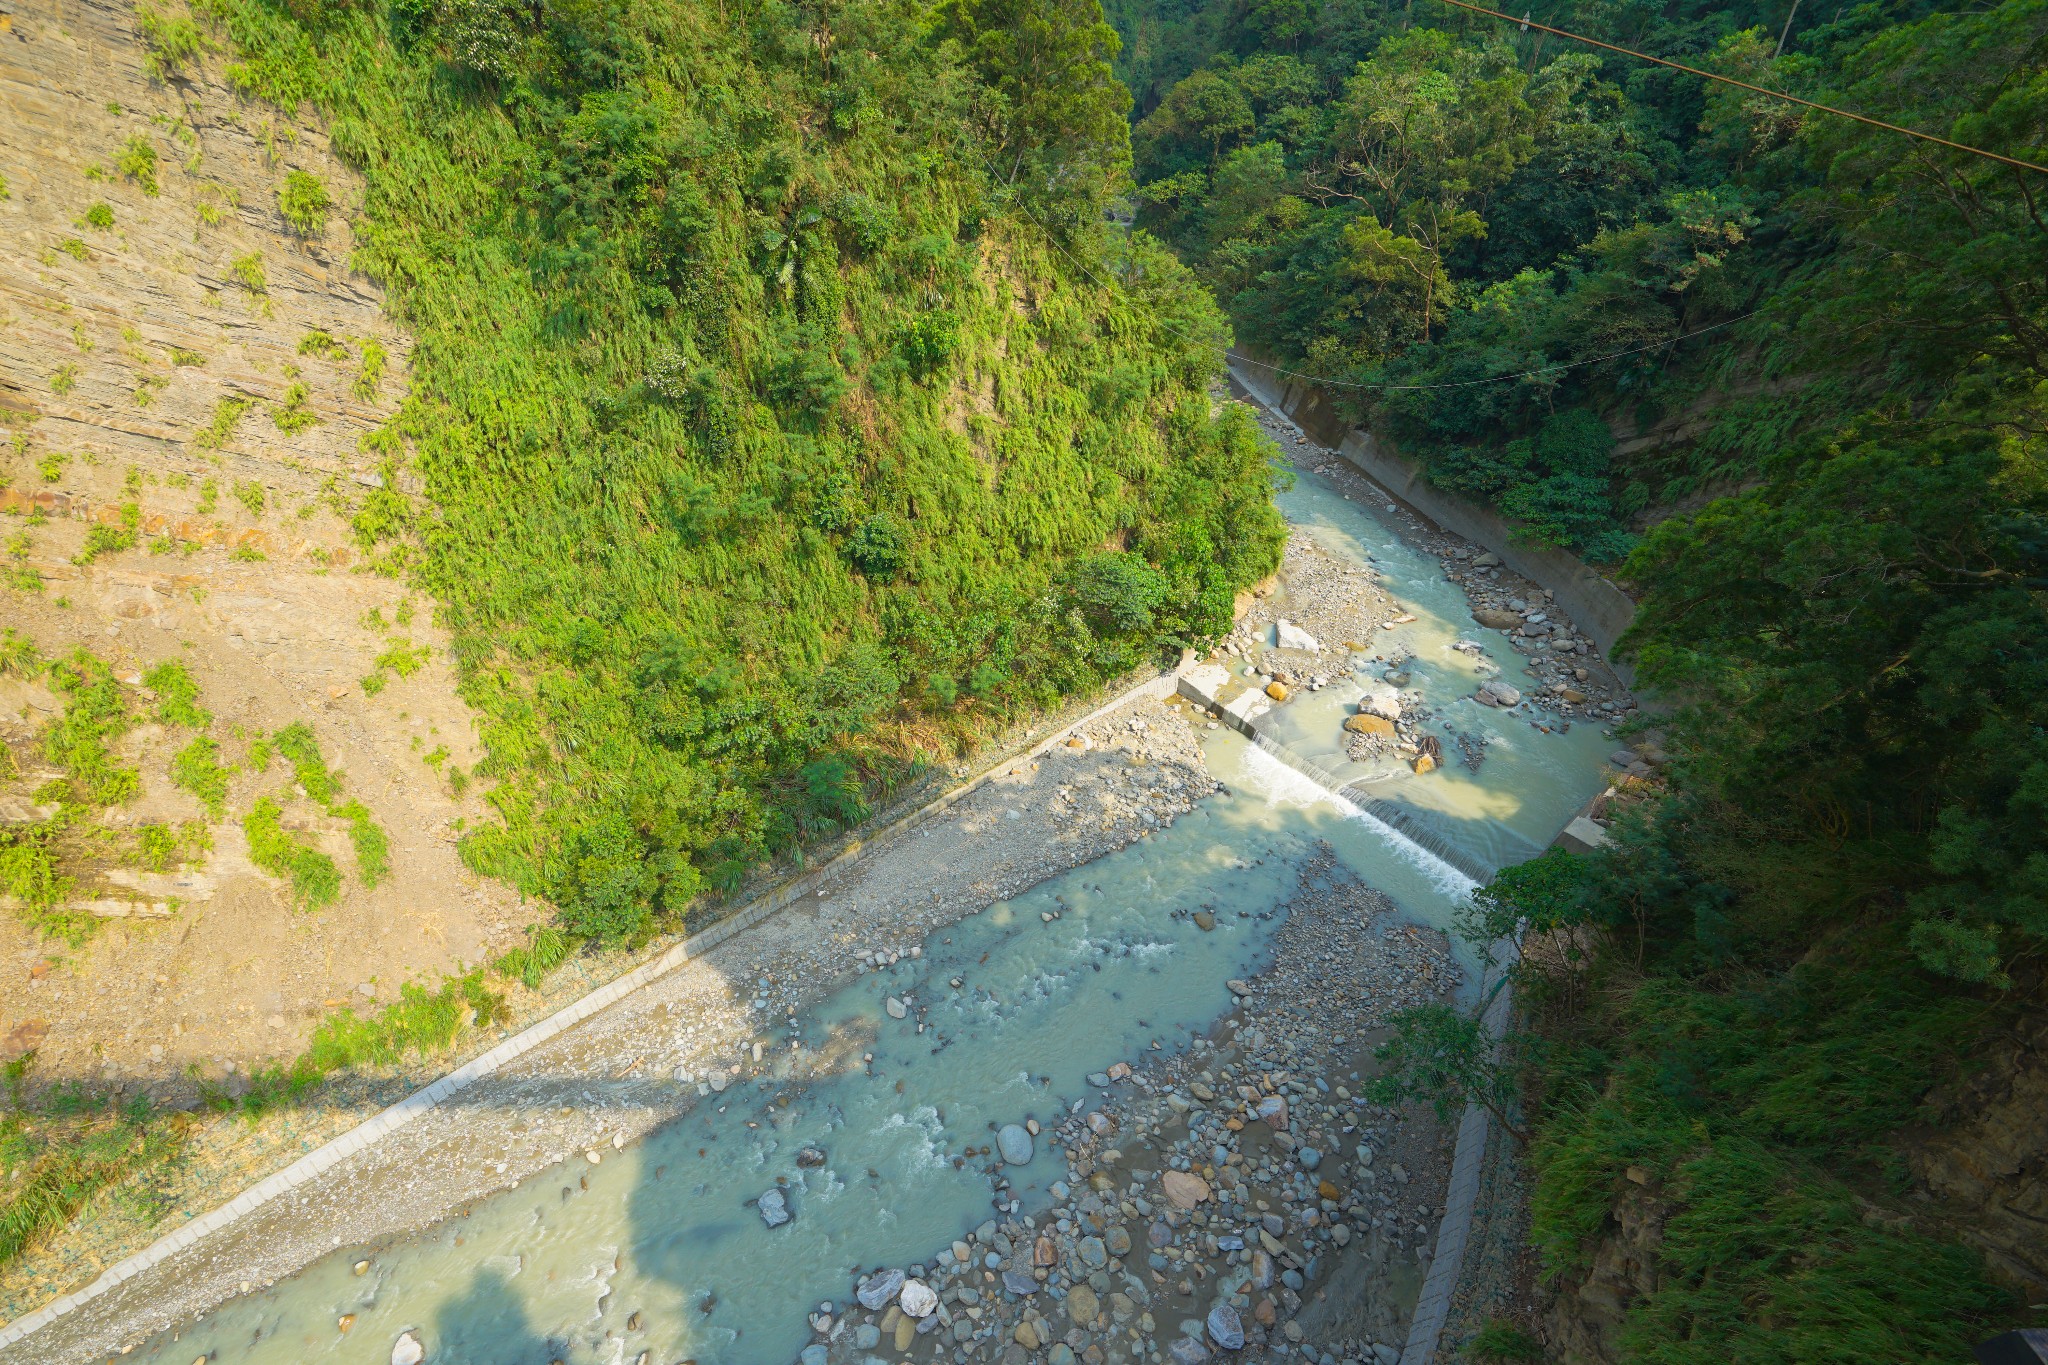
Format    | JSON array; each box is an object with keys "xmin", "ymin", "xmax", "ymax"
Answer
[{"xmin": 1161, "ymin": 1170, "xmax": 1212, "ymax": 1209}]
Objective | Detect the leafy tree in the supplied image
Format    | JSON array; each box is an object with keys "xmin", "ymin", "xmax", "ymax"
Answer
[{"xmin": 939, "ymin": 0, "xmax": 1136, "ymax": 227}]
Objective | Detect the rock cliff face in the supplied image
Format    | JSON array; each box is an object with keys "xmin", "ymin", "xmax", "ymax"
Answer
[
  {"xmin": 1538, "ymin": 1182, "xmax": 1668, "ymax": 1364},
  {"xmin": 0, "ymin": 0, "xmax": 525, "ymax": 1108},
  {"xmin": 1910, "ymin": 1007, "xmax": 2048, "ymax": 1295},
  {"xmin": 1, "ymin": 0, "xmax": 406, "ymax": 520},
  {"xmin": 1538, "ymin": 1008, "xmax": 2048, "ymax": 1364}
]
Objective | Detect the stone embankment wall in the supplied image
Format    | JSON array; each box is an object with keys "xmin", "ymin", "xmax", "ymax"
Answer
[{"xmin": 1227, "ymin": 352, "xmax": 1639, "ymax": 686}]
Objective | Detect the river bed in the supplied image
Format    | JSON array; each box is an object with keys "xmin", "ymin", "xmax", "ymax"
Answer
[{"xmin": 120, "ymin": 468, "xmax": 1619, "ymax": 1365}]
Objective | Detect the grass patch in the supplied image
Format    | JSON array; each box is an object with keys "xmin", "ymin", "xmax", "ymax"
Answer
[
  {"xmin": 277, "ymin": 169, "xmax": 330, "ymax": 236},
  {"xmin": 242, "ymin": 796, "xmax": 340, "ymax": 910},
  {"xmin": 42, "ymin": 650, "xmax": 139, "ymax": 807},
  {"xmin": 269, "ymin": 382, "xmax": 315, "ymax": 434},
  {"xmin": 116, "ymin": 135, "xmax": 159, "ymax": 196},
  {"xmin": 352, "ymin": 338, "xmax": 386, "ymax": 399},
  {"xmin": 193, "ymin": 397, "xmax": 254, "ymax": 450},
  {"xmin": 142, "ymin": 659, "xmax": 210, "ymax": 728},
  {"xmin": 271, "ymin": 720, "xmax": 340, "ymax": 804},
  {"xmin": 331, "ymin": 799, "xmax": 389, "ymax": 886},
  {"xmin": 0, "ymin": 1062, "xmax": 189, "ymax": 1269},
  {"xmin": 169, "ymin": 735, "xmax": 231, "ymax": 819}
]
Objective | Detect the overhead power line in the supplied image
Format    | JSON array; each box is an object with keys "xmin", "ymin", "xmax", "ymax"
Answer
[{"xmin": 1430, "ymin": 0, "xmax": 2048, "ymax": 175}]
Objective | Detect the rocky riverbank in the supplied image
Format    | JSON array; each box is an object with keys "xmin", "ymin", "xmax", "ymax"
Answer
[
  {"xmin": 1241, "ymin": 401, "xmax": 1639, "ymax": 729},
  {"xmin": 790, "ymin": 851, "xmax": 1458, "ymax": 1365}
]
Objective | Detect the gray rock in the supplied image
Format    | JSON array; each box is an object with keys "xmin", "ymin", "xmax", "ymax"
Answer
[
  {"xmin": 758, "ymin": 1188, "xmax": 791, "ymax": 1228},
  {"xmin": 1297, "ymin": 1146, "xmax": 1322, "ymax": 1171},
  {"xmin": 1002, "ymin": 1269, "xmax": 1041, "ymax": 1296},
  {"xmin": 885, "ymin": 996, "xmax": 908, "ymax": 1019},
  {"xmin": 1169, "ymin": 1335, "xmax": 1213, "ymax": 1364},
  {"xmin": 998, "ymin": 1123, "xmax": 1035, "ymax": 1166},
  {"xmin": 1078, "ymin": 1236, "xmax": 1107, "ymax": 1268},
  {"xmin": 1207, "ymin": 1304, "xmax": 1246, "ymax": 1351},
  {"xmin": 1050, "ymin": 1346, "xmax": 1079, "ymax": 1365},
  {"xmin": 796, "ymin": 1146, "xmax": 828, "ymax": 1168},
  {"xmin": 391, "ymin": 1332, "xmax": 425, "ymax": 1365},
  {"xmin": 802, "ymin": 1347, "xmax": 829, "ymax": 1365},
  {"xmin": 857, "ymin": 1268, "xmax": 905, "ymax": 1311},
  {"xmin": 1477, "ymin": 678, "xmax": 1522, "ymax": 707}
]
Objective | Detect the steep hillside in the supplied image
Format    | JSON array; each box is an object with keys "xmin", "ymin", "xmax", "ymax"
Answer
[{"xmin": 0, "ymin": 0, "xmax": 519, "ymax": 1083}]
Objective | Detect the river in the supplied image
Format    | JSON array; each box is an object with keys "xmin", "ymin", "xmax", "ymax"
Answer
[{"xmin": 125, "ymin": 464, "xmax": 1616, "ymax": 1365}]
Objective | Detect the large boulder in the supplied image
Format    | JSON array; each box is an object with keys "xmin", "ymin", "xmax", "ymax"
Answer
[
  {"xmin": 1275, "ymin": 619, "xmax": 1320, "ymax": 652},
  {"xmin": 857, "ymin": 1268, "xmax": 905, "ymax": 1311},
  {"xmin": 391, "ymin": 1332, "xmax": 426, "ymax": 1365},
  {"xmin": 1359, "ymin": 687, "xmax": 1403, "ymax": 721},
  {"xmin": 1476, "ymin": 679, "xmax": 1522, "ymax": 707},
  {"xmin": 758, "ymin": 1187, "xmax": 791, "ymax": 1227},
  {"xmin": 997, "ymin": 1123, "xmax": 1034, "ymax": 1166},
  {"xmin": 1473, "ymin": 608, "xmax": 1521, "ymax": 630},
  {"xmin": 899, "ymin": 1278, "xmax": 939, "ymax": 1318},
  {"xmin": 1207, "ymin": 1304, "xmax": 1247, "ymax": 1350},
  {"xmin": 1343, "ymin": 713, "xmax": 1395, "ymax": 738}
]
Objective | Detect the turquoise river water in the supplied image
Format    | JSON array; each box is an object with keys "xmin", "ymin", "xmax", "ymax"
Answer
[{"xmin": 125, "ymin": 467, "xmax": 1615, "ymax": 1365}]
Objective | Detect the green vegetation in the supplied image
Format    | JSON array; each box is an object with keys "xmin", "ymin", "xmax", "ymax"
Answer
[
  {"xmin": 272, "ymin": 721, "xmax": 392, "ymax": 886},
  {"xmin": 135, "ymin": 3, "xmax": 205, "ymax": 81},
  {"xmin": 116, "ymin": 134, "xmax": 160, "ymax": 196},
  {"xmin": 193, "ymin": 395, "xmax": 254, "ymax": 449},
  {"xmin": 1112, "ymin": 0, "xmax": 2047, "ymax": 1353},
  {"xmin": 143, "ymin": 660, "xmax": 211, "ymax": 728},
  {"xmin": 73, "ymin": 505, "xmax": 142, "ymax": 566},
  {"xmin": 242, "ymin": 795, "xmax": 340, "ymax": 910},
  {"xmin": 331, "ymin": 799, "xmax": 390, "ymax": 887},
  {"xmin": 230, "ymin": 478, "xmax": 265, "ymax": 517},
  {"xmin": 271, "ymin": 720, "xmax": 340, "ymax": 804},
  {"xmin": 49, "ymin": 365, "xmax": 77, "ymax": 396},
  {"xmin": 269, "ymin": 381, "xmax": 315, "ymax": 434},
  {"xmin": 82, "ymin": 202, "xmax": 114, "ymax": 230},
  {"xmin": 276, "ymin": 169, "xmax": 331, "ymax": 235},
  {"xmin": 190, "ymin": 0, "xmax": 1284, "ymax": 953},
  {"xmin": 216, "ymin": 971, "xmax": 504, "ymax": 1117},
  {"xmin": 42, "ymin": 650, "xmax": 139, "ymax": 808},
  {"xmin": 297, "ymin": 328, "xmax": 347, "ymax": 360},
  {"xmin": 0, "ymin": 1059, "xmax": 188, "ymax": 1268},
  {"xmin": 229, "ymin": 251, "xmax": 265, "ymax": 293},
  {"xmin": 352, "ymin": 337, "xmax": 386, "ymax": 399},
  {"xmin": 169, "ymin": 735, "xmax": 231, "ymax": 819}
]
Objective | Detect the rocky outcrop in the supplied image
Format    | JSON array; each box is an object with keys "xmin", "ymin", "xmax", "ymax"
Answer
[
  {"xmin": 1909, "ymin": 1005, "xmax": 2048, "ymax": 1295},
  {"xmin": 0, "ymin": 0, "xmax": 408, "ymax": 508},
  {"xmin": 1541, "ymin": 1182, "xmax": 1670, "ymax": 1364}
]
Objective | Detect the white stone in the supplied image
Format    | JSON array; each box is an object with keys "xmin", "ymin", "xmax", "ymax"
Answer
[
  {"xmin": 899, "ymin": 1278, "xmax": 939, "ymax": 1318},
  {"xmin": 391, "ymin": 1330, "xmax": 425, "ymax": 1365},
  {"xmin": 1275, "ymin": 619, "xmax": 1320, "ymax": 652}
]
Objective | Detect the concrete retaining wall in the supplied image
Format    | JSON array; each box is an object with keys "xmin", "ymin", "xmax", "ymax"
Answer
[{"xmin": 1228, "ymin": 352, "xmax": 1639, "ymax": 686}]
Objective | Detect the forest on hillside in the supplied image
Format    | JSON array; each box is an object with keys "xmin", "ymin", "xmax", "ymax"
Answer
[
  {"xmin": 167, "ymin": 0, "xmax": 1288, "ymax": 946},
  {"xmin": 1106, "ymin": 0, "xmax": 2047, "ymax": 1355}
]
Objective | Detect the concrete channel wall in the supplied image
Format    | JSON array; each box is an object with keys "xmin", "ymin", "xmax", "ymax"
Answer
[{"xmin": 1228, "ymin": 351, "xmax": 1639, "ymax": 687}]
